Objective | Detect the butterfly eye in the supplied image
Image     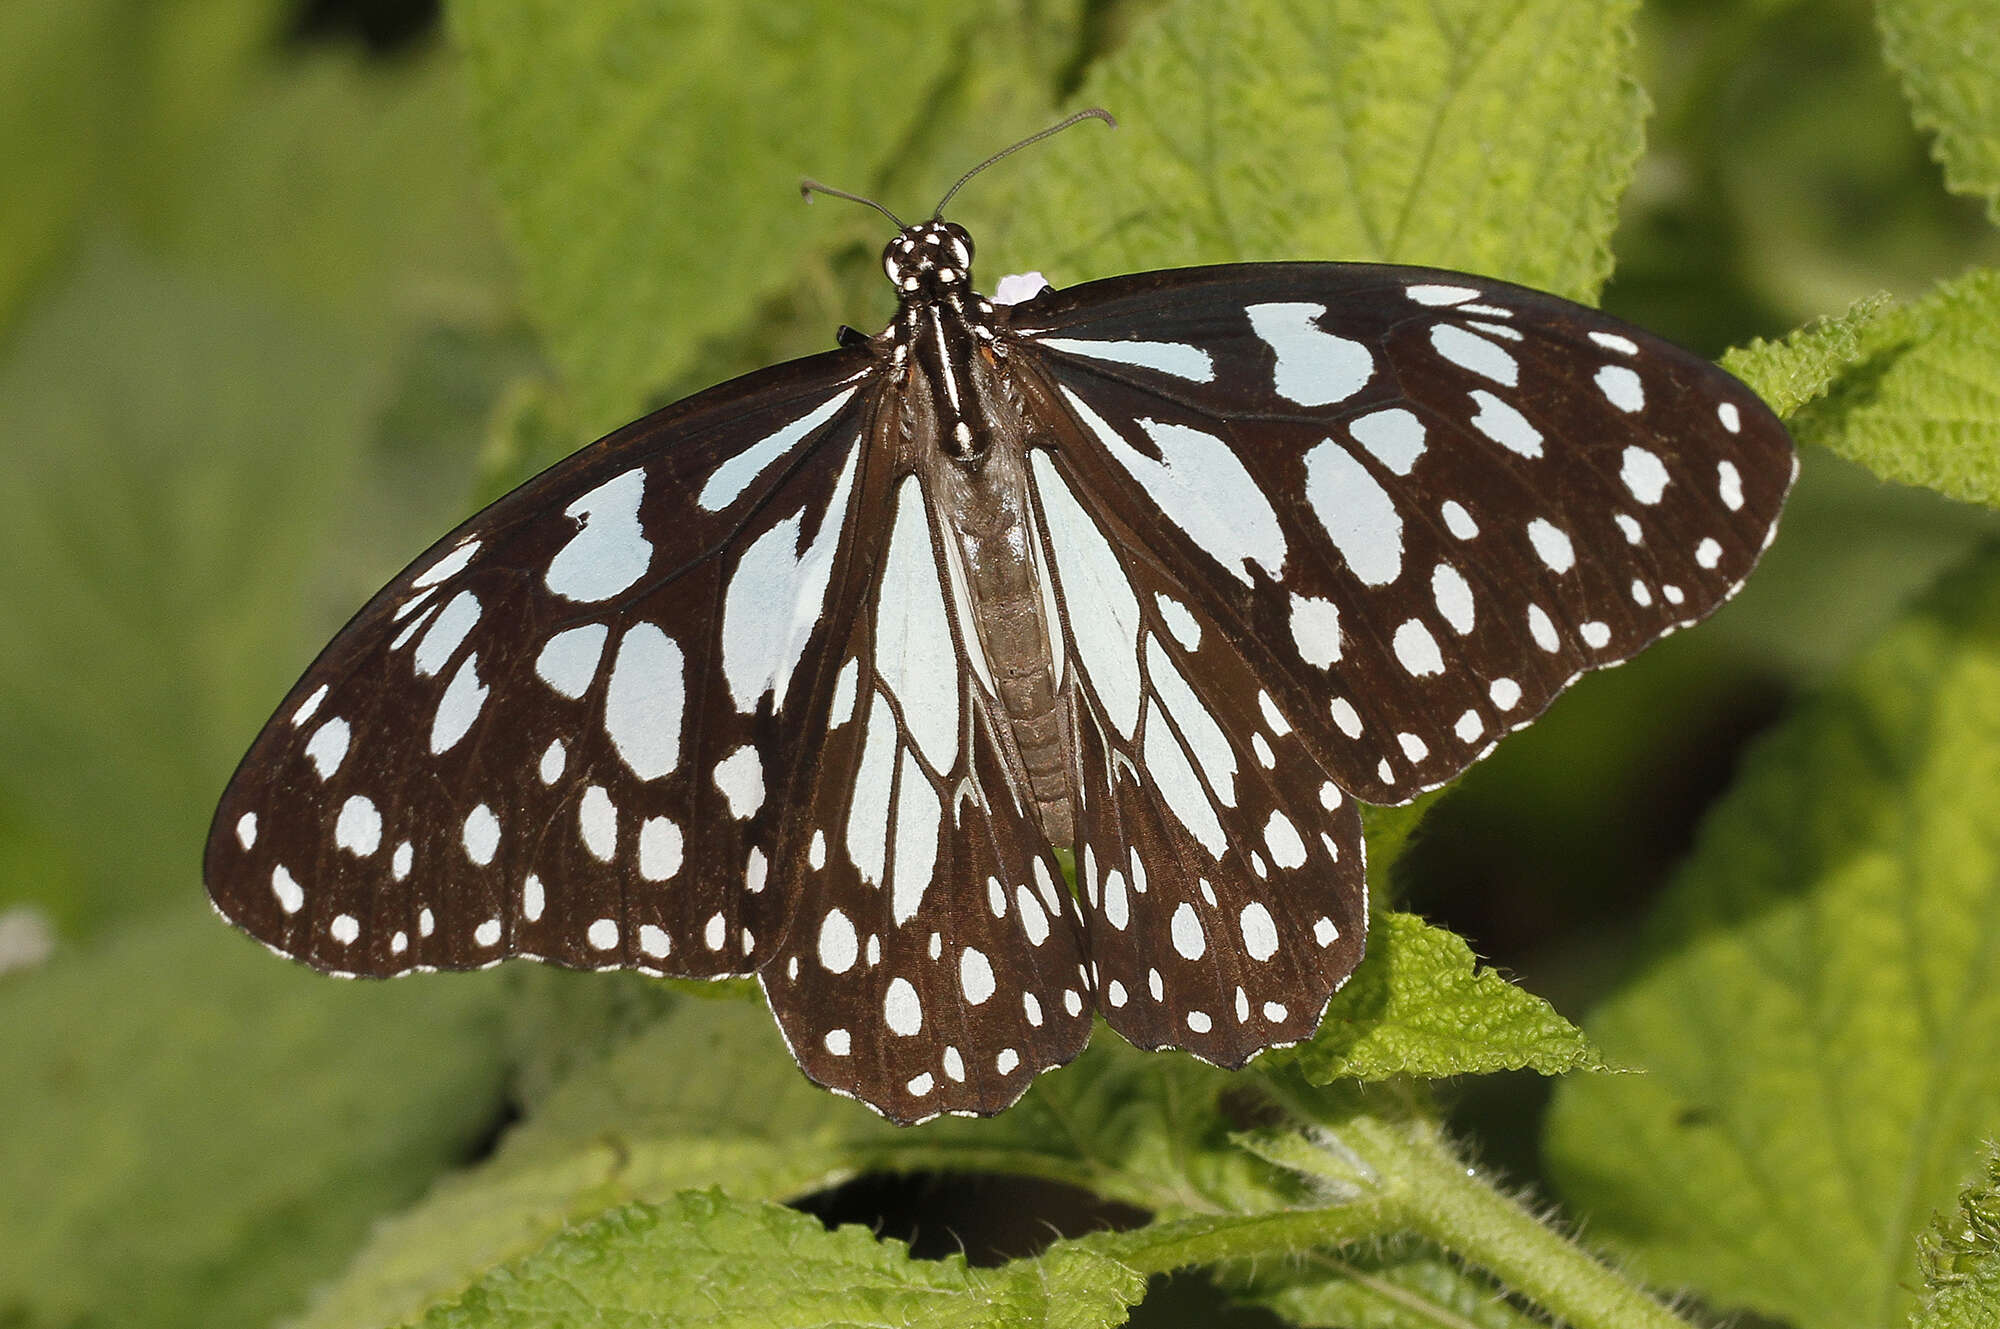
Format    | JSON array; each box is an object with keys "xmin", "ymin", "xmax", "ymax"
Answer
[{"xmin": 942, "ymin": 223, "xmax": 974, "ymax": 269}]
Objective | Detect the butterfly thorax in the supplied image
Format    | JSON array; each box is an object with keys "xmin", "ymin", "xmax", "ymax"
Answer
[{"xmin": 881, "ymin": 220, "xmax": 1078, "ymax": 847}]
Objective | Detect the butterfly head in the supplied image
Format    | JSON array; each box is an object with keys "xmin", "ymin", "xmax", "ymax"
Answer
[{"xmin": 884, "ymin": 221, "xmax": 976, "ymax": 301}]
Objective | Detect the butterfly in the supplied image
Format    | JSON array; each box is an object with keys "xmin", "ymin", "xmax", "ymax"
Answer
[{"xmin": 205, "ymin": 112, "xmax": 1794, "ymax": 1124}]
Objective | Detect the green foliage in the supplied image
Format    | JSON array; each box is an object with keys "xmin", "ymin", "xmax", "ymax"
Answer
[
  {"xmin": 1880, "ymin": 0, "xmax": 2000, "ymax": 223},
  {"xmin": 417, "ymin": 1190, "xmax": 1148, "ymax": 1329},
  {"xmin": 451, "ymin": 0, "xmax": 987, "ymax": 435},
  {"xmin": 6, "ymin": 0, "xmax": 2000, "ymax": 1327},
  {"xmin": 994, "ymin": 0, "xmax": 1645, "ymax": 301},
  {"xmin": 1913, "ymin": 1147, "xmax": 2000, "ymax": 1329},
  {"xmin": 1276, "ymin": 912, "xmax": 1606, "ymax": 1082},
  {"xmin": 1545, "ymin": 548, "xmax": 2000, "ymax": 1329},
  {"xmin": 1777, "ymin": 270, "xmax": 2000, "ymax": 509},
  {"xmin": 0, "ymin": 911, "xmax": 510, "ymax": 1329}
]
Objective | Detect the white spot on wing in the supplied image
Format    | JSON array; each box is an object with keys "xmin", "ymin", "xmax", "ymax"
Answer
[
  {"xmin": 1621, "ymin": 446, "xmax": 1669, "ymax": 504},
  {"xmin": 604, "ymin": 623, "xmax": 684, "ymax": 780},
  {"xmin": 1263, "ymin": 810, "xmax": 1307, "ymax": 870},
  {"xmin": 546, "ymin": 469, "xmax": 652, "ymax": 602},
  {"xmin": 1595, "ymin": 364, "xmax": 1645, "ymax": 412},
  {"xmin": 462, "ymin": 804, "xmax": 500, "ymax": 866},
  {"xmin": 818, "ymin": 909, "xmax": 857, "ymax": 973},
  {"xmin": 884, "ymin": 976, "xmax": 922, "ymax": 1035},
  {"xmin": 414, "ymin": 590, "xmax": 480, "ymax": 677},
  {"xmin": 846, "ymin": 692, "xmax": 896, "ymax": 886},
  {"xmin": 1171, "ymin": 901, "xmax": 1206, "ymax": 960},
  {"xmin": 960, "ymin": 947, "xmax": 995, "ymax": 1004},
  {"xmin": 1305, "ymin": 438, "xmax": 1403, "ymax": 585},
  {"xmin": 1718, "ymin": 461, "xmax": 1744, "ymax": 511},
  {"xmin": 292, "ymin": 685, "xmax": 328, "ymax": 727},
  {"xmin": 1469, "ymin": 390, "xmax": 1543, "ymax": 458},
  {"xmin": 1406, "ymin": 284, "xmax": 1478, "ymax": 305},
  {"xmin": 890, "ymin": 749, "xmax": 942, "ymax": 925},
  {"xmin": 1038, "ymin": 336, "xmax": 1215, "ymax": 382},
  {"xmin": 721, "ymin": 442, "xmax": 861, "ymax": 712},
  {"xmin": 306, "ymin": 718, "xmax": 349, "ymax": 779},
  {"xmin": 1441, "ymin": 500, "xmax": 1479, "ymax": 539},
  {"xmin": 1431, "ymin": 324, "xmax": 1518, "ymax": 385},
  {"xmin": 1289, "ymin": 594, "xmax": 1342, "ymax": 668},
  {"xmin": 1240, "ymin": 902, "xmax": 1280, "ymax": 960},
  {"xmin": 874, "ymin": 477, "xmax": 960, "ymax": 772},
  {"xmin": 587, "ymin": 918, "xmax": 619, "ymax": 950},
  {"xmin": 1432, "ymin": 564, "xmax": 1475, "ymax": 634},
  {"xmin": 1060, "ymin": 389, "xmax": 1286, "ymax": 585},
  {"xmin": 1392, "ymin": 620, "xmax": 1444, "ymax": 676},
  {"xmin": 1032, "ymin": 450, "xmax": 1143, "ymax": 738},
  {"xmin": 534, "ymin": 624, "xmax": 608, "ymax": 698},
  {"xmin": 1527, "ymin": 519, "xmax": 1576, "ymax": 573},
  {"xmin": 411, "ymin": 539, "xmax": 480, "ymax": 588},
  {"xmin": 335, "ymin": 796, "xmax": 381, "ymax": 856},
  {"xmin": 638, "ymin": 816, "xmax": 682, "ymax": 881},
  {"xmin": 697, "ymin": 388, "xmax": 857, "ymax": 511},
  {"xmin": 827, "ymin": 657, "xmax": 859, "ymax": 728},
  {"xmin": 1156, "ymin": 594, "xmax": 1202, "ymax": 651},
  {"xmin": 713, "ymin": 745, "xmax": 765, "ymax": 819},
  {"xmin": 1145, "ymin": 636, "xmax": 1237, "ymax": 808},
  {"xmin": 1248, "ymin": 302, "xmax": 1373, "ymax": 406},
  {"xmin": 270, "ymin": 866, "xmax": 303, "ymax": 913},
  {"xmin": 579, "ymin": 785, "xmax": 616, "ymax": 860},
  {"xmin": 1349, "ymin": 407, "xmax": 1427, "ymax": 475},
  {"xmin": 431, "ymin": 653, "xmax": 488, "ymax": 754}
]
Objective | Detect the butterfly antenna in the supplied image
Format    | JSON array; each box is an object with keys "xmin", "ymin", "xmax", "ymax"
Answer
[
  {"xmin": 931, "ymin": 107, "xmax": 1116, "ymax": 217},
  {"xmin": 798, "ymin": 179, "xmax": 906, "ymax": 231}
]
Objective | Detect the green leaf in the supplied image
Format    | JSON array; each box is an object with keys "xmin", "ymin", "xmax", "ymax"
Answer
[
  {"xmin": 1914, "ymin": 1146, "xmax": 2000, "ymax": 1329},
  {"xmin": 0, "ymin": 241, "xmax": 387, "ymax": 926},
  {"xmin": 297, "ymin": 993, "xmax": 1298, "ymax": 1329},
  {"xmin": 994, "ymin": 0, "xmax": 1645, "ymax": 303},
  {"xmin": 451, "ymin": 0, "xmax": 983, "ymax": 433},
  {"xmin": 1273, "ymin": 912, "xmax": 1605, "ymax": 1083},
  {"xmin": 1544, "ymin": 546, "xmax": 2000, "ymax": 1329},
  {"xmin": 1239, "ymin": 1242, "xmax": 1548, "ymax": 1329},
  {"xmin": 0, "ymin": 0, "xmax": 279, "ymax": 331},
  {"xmin": 1778, "ymin": 269, "xmax": 2000, "ymax": 509},
  {"xmin": 1879, "ymin": 0, "xmax": 2000, "ymax": 222},
  {"xmin": 415, "ymin": 1191, "xmax": 1147, "ymax": 1329},
  {"xmin": 1720, "ymin": 293, "xmax": 1894, "ymax": 419},
  {"xmin": 149, "ymin": 47, "xmax": 511, "ymax": 337},
  {"xmin": 0, "ymin": 909, "xmax": 509, "ymax": 1329}
]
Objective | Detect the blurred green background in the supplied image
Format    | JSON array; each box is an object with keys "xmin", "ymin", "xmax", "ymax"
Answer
[{"xmin": 3, "ymin": 0, "xmax": 1999, "ymax": 1324}]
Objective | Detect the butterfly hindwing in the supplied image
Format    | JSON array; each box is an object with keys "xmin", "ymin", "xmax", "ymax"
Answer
[
  {"xmin": 763, "ymin": 476, "xmax": 1093, "ymax": 1123},
  {"xmin": 1023, "ymin": 446, "xmax": 1369, "ymax": 1064},
  {"xmin": 204, "ymin": 352, "xmax": 877, "ymax": 980},
  {"xmin": 1010, "ymin": 263, "xmax": 1794, "ymax": 805}
]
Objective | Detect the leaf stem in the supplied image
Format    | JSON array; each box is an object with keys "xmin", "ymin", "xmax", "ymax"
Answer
[
  {"xmin": 1084, "ymin": 1200, "xmax": 1400, "ymax": 1275},
  {"xmin": 1272, "ymin": 1080, "xmax": 1695, "ymax": 1329}
]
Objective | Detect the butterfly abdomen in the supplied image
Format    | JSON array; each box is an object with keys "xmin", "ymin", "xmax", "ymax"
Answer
[{"xmin": 925, "ymin": 394, "xmax": 1078, "ymax": 847}]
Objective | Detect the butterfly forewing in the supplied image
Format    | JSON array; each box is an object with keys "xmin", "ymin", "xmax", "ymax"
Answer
[
  {"xmin": 205, "ymin": 350, "xmax": 878, "ymax": 979},
  {"xmin": 1010, "ymin": 264, "xmax": 1793, "ymax": 805}
]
